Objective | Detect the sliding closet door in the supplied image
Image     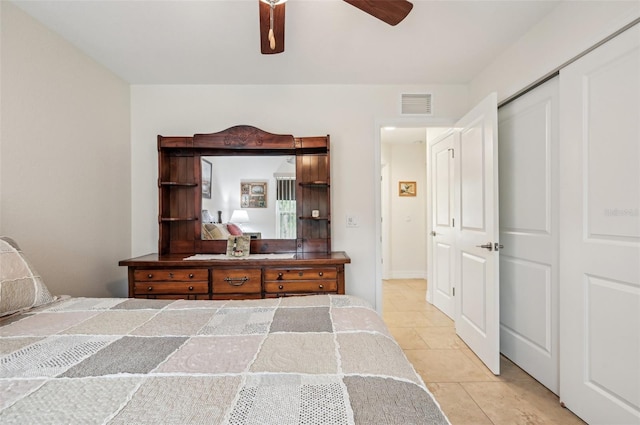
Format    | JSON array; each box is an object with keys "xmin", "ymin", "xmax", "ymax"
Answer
[
  {"xmin": 559, "ymin": 24, "xmax": 640, "ymax": 424},
  {"xmin": 498, "ymin": 78, "xmax": 559, "ymax": 393}
]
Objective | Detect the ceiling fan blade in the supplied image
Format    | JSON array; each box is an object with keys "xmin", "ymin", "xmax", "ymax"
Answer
[
  {"xmin": 343, "ymin": 0, "xmax": 413, "ymax": 26},
  {"xmin": 259, "ymin": 1, "xmax": 285, "ymax": 54}
]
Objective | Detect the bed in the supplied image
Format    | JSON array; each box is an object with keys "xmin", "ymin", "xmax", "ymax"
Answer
[
  {"xmin": 0, "ymin": 237, "xmax": 449, "ymax": 424},
  {"xmin": 201, "ymin": 222, "xmax": 244, "ymax": 240}
]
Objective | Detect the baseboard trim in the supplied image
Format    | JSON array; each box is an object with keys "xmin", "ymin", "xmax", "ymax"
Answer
[{"xmin": 385, "ymin": 271, "xmax": 428, "ymax": 280}]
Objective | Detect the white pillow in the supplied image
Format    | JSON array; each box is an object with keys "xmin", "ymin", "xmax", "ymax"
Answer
[
  {"xmin": 202, "ymin": 223, "xmax": 232, "ymax": 240},
  {"xmin": 0, "ymin": 236, "xmax": 57, "ymax": 316}
]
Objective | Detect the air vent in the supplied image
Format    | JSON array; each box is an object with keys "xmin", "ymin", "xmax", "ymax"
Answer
[{"xmin": 401, "ymin": 93, "xmax": 432, "ymax": 115}]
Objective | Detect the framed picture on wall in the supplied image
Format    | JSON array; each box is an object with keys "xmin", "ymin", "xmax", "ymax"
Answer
[
  {"xmin": 240, "ymin": 182, "xmax": 267, "ymax": 208},
  {"xmin": 399, "ymin": 181, "xmax": 416, "ymax": 197},
  {"xmin": 202, "ymin": 159, "xmax": 212, "ymax": 199}
]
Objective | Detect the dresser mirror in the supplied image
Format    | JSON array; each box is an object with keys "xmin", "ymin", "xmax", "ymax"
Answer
[{"xmin": 200, "ymin": 155, "xmax": 296, "ymax": 240}]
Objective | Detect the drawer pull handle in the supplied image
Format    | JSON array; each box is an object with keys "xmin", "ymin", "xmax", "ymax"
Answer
[
  {"xmin": 298, "ymin": 272, "xmax": 304, "ymax": 277},
  {"xmin": 188, "ymin": 286, "xmax": 194, "ymax": 291},
  {"xmin": 319, "ymin": 284, "xmax": 324, "ymax": 289},
  {"xmin": 224, "ymin": 276, "xmax": 249, "ymax": 286},
  {"xmin": 279, "ymin": 285, "xmax": 284, "ymax": 290},
  {"xmin": 147, "ymin": 286, "xmax": 153, "ymax": 291},
  {"xmin": 189, "ymin": 273, "xmax": 194, "ymax": 279},
  {"xmin": 318, "ymin": 272, "xmax": 323, "ymax": 277},
  {"xmin": 277, "ymin": 272, "xmax": 283, "ymax": 279},
  {"xmin": 147, "ymin": 274, "xmax": 153, "ymax": 279},
  {"xmin": 169, "ymin": 272, "xmax": 174, "ymax": 278}
]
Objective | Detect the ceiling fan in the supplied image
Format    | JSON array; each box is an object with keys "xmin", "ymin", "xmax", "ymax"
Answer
[{"xmin": 259, "ymin": 0, "xmax": 414, "ymax": 54}]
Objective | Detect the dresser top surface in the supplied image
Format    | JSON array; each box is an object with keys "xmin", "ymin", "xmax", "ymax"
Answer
[{"xmin": 120, "ymin": 251, "xmax": 350, "ymax": 267}]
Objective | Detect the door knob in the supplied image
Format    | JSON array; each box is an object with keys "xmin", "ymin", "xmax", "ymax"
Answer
[
  {"xmin": 430, "ymin": 231, "xmax": 437, "ymax": 236},
  {"xmin": 477, "ymin": 242, "xmax": 493, "ymax": 251}
]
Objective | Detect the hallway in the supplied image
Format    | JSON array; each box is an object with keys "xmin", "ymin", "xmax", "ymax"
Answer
[{"xmin": 382, "ymin": 279, "xmax": 585, "ymax": 425}]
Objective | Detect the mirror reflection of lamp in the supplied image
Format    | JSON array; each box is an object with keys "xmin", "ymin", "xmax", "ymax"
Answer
[{"xmin": 230, "ymin": 209, "xmax": 250, "ymax": 231}]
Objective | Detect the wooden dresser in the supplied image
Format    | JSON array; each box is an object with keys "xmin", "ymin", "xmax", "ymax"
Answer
[
  {"xmin": 120, "ymin": 125, "xmax": 349, "ymax": 300},
  {"xmin": 120, "ymin": 252, "xmax": 350, "ymax": 299}
]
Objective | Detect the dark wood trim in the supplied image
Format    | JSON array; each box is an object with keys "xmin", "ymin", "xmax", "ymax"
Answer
[{"xmin": 193, "ymin": 125, "xmax": 295, "ymax": 150}]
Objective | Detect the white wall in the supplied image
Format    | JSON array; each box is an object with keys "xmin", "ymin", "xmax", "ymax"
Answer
[
  {"xmin": 131, "ymin": 85, "xmax": 468, "ymax": 306},
  {"xmin": 0, "ymin": 2, "xmax": 131, "ymax": 297},
  {"xmin": 384, "ymin": 141, "xmax": 427, "ymax": 279},
  {"xmin": 469, "ymin": 1, "xmax": 640, "ymax": 104}
]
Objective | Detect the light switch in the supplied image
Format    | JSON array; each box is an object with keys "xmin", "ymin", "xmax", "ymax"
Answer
[{"xmin": 346, "ymin": 214, "xmax": 359, "ymax": 228}]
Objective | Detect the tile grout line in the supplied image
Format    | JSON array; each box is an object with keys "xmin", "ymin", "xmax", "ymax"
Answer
[{"xmin": 458, "ymin": 382, "xmax": 498, "ymax": 425}]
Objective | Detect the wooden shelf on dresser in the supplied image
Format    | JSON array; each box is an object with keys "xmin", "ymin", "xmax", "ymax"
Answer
[{"xmin": 119, "ymin": 252, "xmax": 350, "ymax": 300}]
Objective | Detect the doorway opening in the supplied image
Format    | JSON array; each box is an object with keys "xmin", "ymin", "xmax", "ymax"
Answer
[
  {"xmin": 381, "ymin": 127, "xmax": 427, "ymax": 281},
  {"xmin": 379, "ymin": 126, "xmax": 450, "ymax": 305}
]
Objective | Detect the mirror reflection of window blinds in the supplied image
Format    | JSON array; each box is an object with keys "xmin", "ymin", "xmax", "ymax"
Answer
[
  {"xmin": 276, "ymin": 178, "xmax": 296, "ymax": 239},
  {"xmin": 276, "ymin": 178, "xmax": 295, "ymax": 200}
]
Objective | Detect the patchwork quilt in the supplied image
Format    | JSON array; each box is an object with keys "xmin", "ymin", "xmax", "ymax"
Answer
[{"xmin": 0, "ymin": 295, "xmax": 449, "ymax": 424}]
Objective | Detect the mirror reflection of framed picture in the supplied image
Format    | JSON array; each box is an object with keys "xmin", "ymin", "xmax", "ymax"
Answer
[
  {"xmin": 202, "ymin": 159, "xmax": 212, "ymax": 199},
  {"xmin": 240, "ymin": 182, "xmax": 267, "ymax": 208},
  {"xmin": 399, "ymin": 181, "xmax": 416, "ymax": 197}
]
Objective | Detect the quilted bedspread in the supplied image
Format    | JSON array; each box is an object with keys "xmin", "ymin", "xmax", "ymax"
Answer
[{"xmin": 0, "ymin": 295, "xmax": 449, "ymax": 424}]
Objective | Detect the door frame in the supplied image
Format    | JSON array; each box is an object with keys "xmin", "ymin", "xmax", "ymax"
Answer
[{"xmin": 381, "ymin": 161, "xmax": 391, "ymax": 280}]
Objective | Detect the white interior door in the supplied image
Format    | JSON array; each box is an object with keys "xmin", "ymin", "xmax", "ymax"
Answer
[
  {"xmin": 559, "ymin": 24, "xmax": 640, "ymax": 424},
  {"xmin": 430, "ymin": 131, "xmax": 457, "ymax": 319},
  {"xmin": 498, "ymin": 77, "xmax": 559, "ymax": 393},
  {"xmin": 427, "ymin": 94, "xmax": 500, "ymax": 372},
  {"xmin": 454, "ymin": 93, "xmax": 501, "ymax": 375}
]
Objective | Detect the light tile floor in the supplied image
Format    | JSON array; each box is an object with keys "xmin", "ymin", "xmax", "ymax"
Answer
[{"xmin": 382, "ymin": 279, "xmax": 586, "ymax": 425}]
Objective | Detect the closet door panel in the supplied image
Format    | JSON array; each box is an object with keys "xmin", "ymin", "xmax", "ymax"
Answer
[
  {"xmin": 498, "ymin": 77, "xmax": 559, "ymax": 393},
  {"xmin": 559, "ymin": 24, "xmax": 639, "ymax": 424}
]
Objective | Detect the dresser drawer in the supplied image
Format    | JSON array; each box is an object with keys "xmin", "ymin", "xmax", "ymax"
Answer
[
  {"xmin": 212, "ymin": 269, "xmax": 262, "ymax": 294},
  {"xmin": 134, "ymin": 281, "xmax": 209, "ymax": 295},
  {"xmin": 134, "ymin": 269, "xmax": 208, "ymax": 282},
  {"xmin": 264, "ymin": 268, "xmax": 337, "ymax": 281},
  {"xmin": 264, "ymin": 280, "xmax": 338, "ymax": 294}
]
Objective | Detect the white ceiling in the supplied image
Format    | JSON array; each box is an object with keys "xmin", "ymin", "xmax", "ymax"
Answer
[{"xmin": 12, "ymin": 0, "xmax": 561, "ymax": 85}]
